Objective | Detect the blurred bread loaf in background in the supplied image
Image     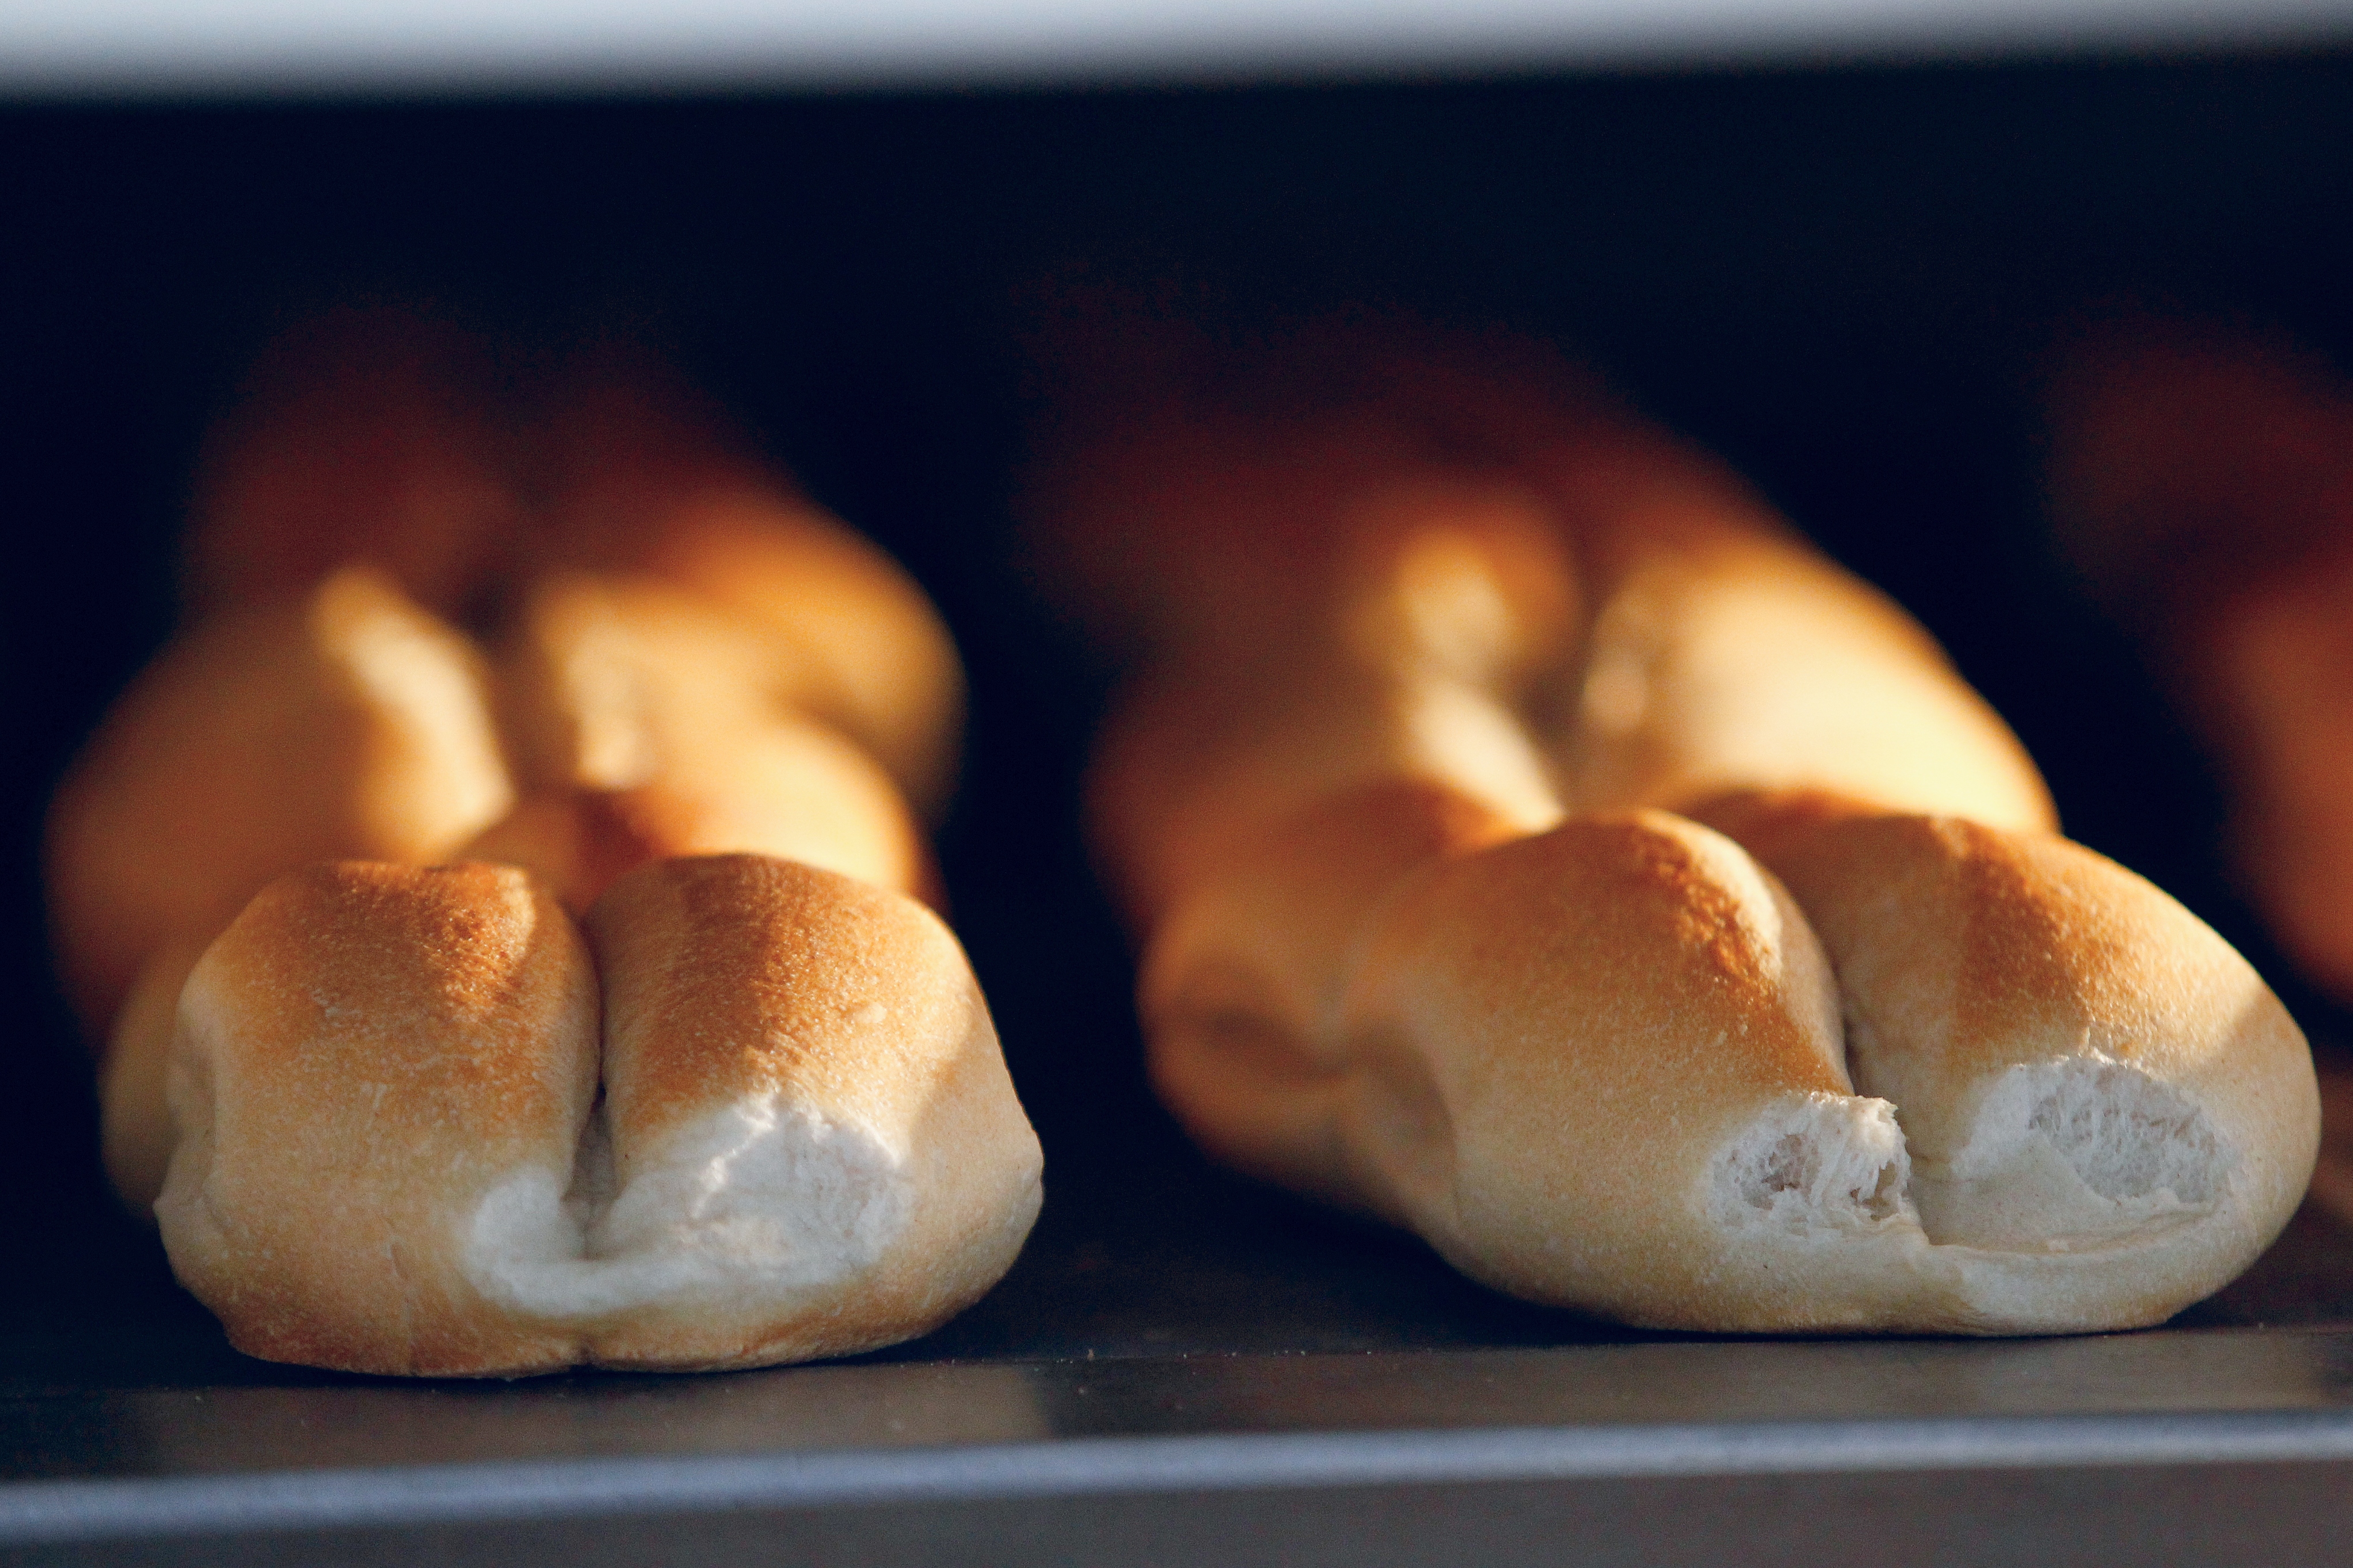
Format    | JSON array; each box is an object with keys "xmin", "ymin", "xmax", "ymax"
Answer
[{"xmin": 2050, "ymin": 319, "xmax": 2353, "ymax": 1006}]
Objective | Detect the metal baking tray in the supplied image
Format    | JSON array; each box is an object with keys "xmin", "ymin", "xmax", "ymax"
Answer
[{"xmin": 10, "ymin": 1074, "xmax": 2353, "ymax": 1567}]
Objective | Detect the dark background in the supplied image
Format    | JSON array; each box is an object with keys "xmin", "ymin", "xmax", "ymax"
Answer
[{"xmin": 6, "ymin": 49, "xmax": 2353, "ymax": 1364}]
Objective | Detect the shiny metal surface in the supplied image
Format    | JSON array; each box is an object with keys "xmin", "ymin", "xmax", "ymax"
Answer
[{"xmin": 10, "ymin": 1198, "xmax": 2353, "ymax": 1564}]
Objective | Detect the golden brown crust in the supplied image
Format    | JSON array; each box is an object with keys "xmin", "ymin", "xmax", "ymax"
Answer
[
  {"xmin": 1336, "ymin": 814, "xmax": 1930, "ymax": 1329},
  {"xmin": 1350, "ymin": 814, "xmax": 1849, "ymax": 1119},
  {"xmin": 46, "ymin": 568, "xmax": 515, "ymax": 1037},
  {"xmin": 1556, "ymin": 532, "xmax": 2054, "ymax": 834},
  {"xmin": 1144, "ymin": 780, "xmax": 1522, "ymax": 1207},
  {"xmin": 157, "ymin": 862, "xmax": 597, "ymax": 1376},
  {"xmin": 151, "ymin": 854, "xmax": 1037, "ymax": 1378},
  {"xmin": 1699, "ymin": 799, "xmax": 2320, "ymax": 1242},
  {"xmin": 530, "ymin": 374, "xmax": 965, "ymax": 817},
  {"xmin": 464, "ymin": 571, "xmax": 933, "ymax": 911},
  {"xmin": 465, "ymin": 729, "xmax": 931, "ymax": 917},
  {"xmin": 630, "ymin": 513, "xmax": 966, "ymax": 819}
]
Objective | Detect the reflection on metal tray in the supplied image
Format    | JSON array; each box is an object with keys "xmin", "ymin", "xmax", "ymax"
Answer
[{"xmin": 9, "ymin": 1117, "xmax": 2353, "ymax": 1567}]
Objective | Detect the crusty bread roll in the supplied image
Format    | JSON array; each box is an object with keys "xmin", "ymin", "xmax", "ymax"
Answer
[
  {"xmin": 466, "ymin": 571, "xmax": 932, "ymax": 911},
  {"xmin": 47, "ymin": 566, "xmax": 515, "ymax": 1041},
  {"xmin": 154, "ymin": 857, "xmax": 1038, "ymax": 1376},
  {"xmin": 1038, "ymin": 323, "xmax": 2317, "ymax": 1333},
  {"xmin": 54, "ymin": 323, "xmax": 1038, "ymax": 1374},
  {"xmin": 530, "ymin": 369, "xmax": 965, "ymax": 820}
]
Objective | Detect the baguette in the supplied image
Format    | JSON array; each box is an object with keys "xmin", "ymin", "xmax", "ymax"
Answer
[
  {"xmin": 51, "ymin": 321, "xmax": 1039, "ymax": 1372},
  {"xmin": 1040, "ymin": 324, "xmax": 2316, "ymax": 1332}
]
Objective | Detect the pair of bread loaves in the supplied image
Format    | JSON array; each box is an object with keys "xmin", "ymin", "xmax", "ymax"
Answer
[{"xmin": 56, "ymin": 306, "xmax": 2317, "ymax": 1359}]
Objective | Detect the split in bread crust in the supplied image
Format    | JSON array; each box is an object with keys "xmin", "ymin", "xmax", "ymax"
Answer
[
  {"xmin": 157, "ymin": 858, "xmax": 1038, "ymax": 1376},
  {"xmin": 1035, "ymin": 321, "xmax": 2318, "ymax": 1334}
]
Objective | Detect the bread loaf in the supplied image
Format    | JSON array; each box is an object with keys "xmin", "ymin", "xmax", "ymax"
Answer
[
  {"xmin": 1038, "ymin": 322, "xmax": 2317, "ymax": 1333},
  {"xmin": 52, "ymin": 323, "xmax": 1039, "ymax": 1374}
]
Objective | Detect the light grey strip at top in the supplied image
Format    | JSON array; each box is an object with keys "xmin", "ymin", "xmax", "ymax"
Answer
[
  {"xmin": 2, "ymin": 0, "xmax": 2352, "ymax": 98},
  {"xmin": 8, "ymin": 1407, "xmax": 2353, "ymax": 1546}
]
